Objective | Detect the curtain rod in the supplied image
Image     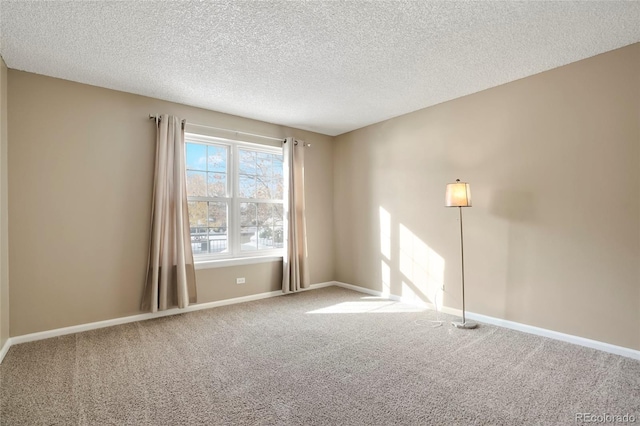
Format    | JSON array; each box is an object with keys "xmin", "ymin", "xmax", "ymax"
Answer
[
  {"xmin": 148, "ymin": 114, "xmax": 285, "ymax": 143},
  {"xmin": 149, "ymin": 114, "xmax": 186, "ymax": 130}
]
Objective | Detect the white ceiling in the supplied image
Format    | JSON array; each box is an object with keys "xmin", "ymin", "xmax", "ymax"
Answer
[{"xmin": 1, "ymin": 1, "xmax": 639, "ymax": 136}]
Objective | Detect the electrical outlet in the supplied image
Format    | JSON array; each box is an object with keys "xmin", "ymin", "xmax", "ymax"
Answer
[{"xmin": 236, "ymin": 277, "xmax": 245, "ymax": 284}]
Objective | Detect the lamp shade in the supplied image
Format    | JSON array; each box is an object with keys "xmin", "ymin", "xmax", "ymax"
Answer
[{"xmin": 445, "ymin": 179, "xmax": 471, "ymax": 207}]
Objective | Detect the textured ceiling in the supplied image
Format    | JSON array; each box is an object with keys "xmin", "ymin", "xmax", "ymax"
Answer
[{"xmin": 1, "ymin": 1, "xmax": 639, "ymax": 136}]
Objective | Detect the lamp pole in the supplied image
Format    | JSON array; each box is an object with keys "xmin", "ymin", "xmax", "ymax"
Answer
[{"xmin": 459, "ymin": 206, "xmax": 466, "ymax": 325}]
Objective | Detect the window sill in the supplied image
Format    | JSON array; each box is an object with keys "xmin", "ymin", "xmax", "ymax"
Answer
[{"xmin": 195, "ymin": 255, "xmax": 283, "ymax": 270}]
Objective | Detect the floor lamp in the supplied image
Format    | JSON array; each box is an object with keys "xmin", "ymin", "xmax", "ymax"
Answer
[{"xmin": 445, "ymin": 179, "xmax": 477, "ymax": 329}]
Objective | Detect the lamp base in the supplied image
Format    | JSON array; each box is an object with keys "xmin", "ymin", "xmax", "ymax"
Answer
[{"xmin": 452, "ymin": 320, "xmax": 478, "ymax": 329}]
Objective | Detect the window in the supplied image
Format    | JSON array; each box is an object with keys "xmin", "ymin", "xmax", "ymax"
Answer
[{"xmin": 185, "ymin": 133, "xmax": 284, "ymax": 261}]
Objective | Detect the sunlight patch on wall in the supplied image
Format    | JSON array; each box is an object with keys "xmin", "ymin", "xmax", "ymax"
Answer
[
  {"xmin": 379, "ymin": 206, "xmax": 392, "ymax": 296},
  {"xmin": 381, "ymin": 259, "xmax": 391, "ymax": 297},
  {"xmin": 379, "ymin": 206, "xmax": 391, "ymax": 260},
  {"xmin": 401, "ymin": 281, "xmax": 430, "ymax": 307},
  {"xmin": 399, "ymin": 223, "xmax": 445, "ymax": 308}
]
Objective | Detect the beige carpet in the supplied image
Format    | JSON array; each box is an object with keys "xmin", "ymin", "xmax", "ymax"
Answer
[{"xmin": 1, "ymin": 286, "xmax": 639, "ymax": 425}]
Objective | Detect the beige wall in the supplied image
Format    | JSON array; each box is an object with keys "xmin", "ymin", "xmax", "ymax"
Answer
[
  {"xmin": 0, "ymin": 57, "xmax": 8, "ymax": 349},
  {"xmin": 8, "ymin": 71, "xmax": 334, "ymax": 336},
  {"xmin": 334, "ymin": 44, "xmax": 640, "ymax": 350},
  {"xmin": 5, "ymin": 44, "xmax": 639, "ymax": 351}
]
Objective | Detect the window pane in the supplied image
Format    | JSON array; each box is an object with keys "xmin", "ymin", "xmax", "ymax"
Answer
[
  {"xmin": 186, "ymin": 143, "xmax": 207, "ymax": 171},
  {"xmin": 256, "ymin": 203, "xmax": 273, "ymax": 226},
  {"xmin": 187, "ymin": 171, "xmax": 207, "ymax": 197},
  {"xmin": 188, "ymin": 201, "xmax": 207, "ymax": 228},
  {"xmin": 208, "ymin": 202, "xmax": 227, "ymax": 254},
  {"xmin": 273, "ymin": 227, "xmax": 284, "ymax": 248},
  {"xmin": 256, "ymin": 177, "xmax": 271, "ymax": 199},
  {"xmin": 274, "ymin": 203, "xmax": 284, "ymax": 215},
  {"xmin": 208, "ymin": 227, "xmax": 227, "ymax": 253},
  {"xmin": 188, "ymin": 201, "xmax": 208, "ymax": 255},
  {"xmin": 240, "ymin": 227, "xmax": 257, "ymax": 251},
  {"xmin": 258, "ymin": 227, "xmax": 275, "ymax": 250},
  {"xmin": 240, "ymin": 202, "xmax": 256, "ymax": 227},
  {"xmin": 239, "ymin": 149, "xmax": 256, "ymax": 174},
  {"xmin": 272, "ymin": 155, "xmax": 283, "ymax": 177},
  {"xmin": 239, "ymin": 175, "xmax": 256, "ymax": 198},
  {"xmin": 273, "ymin": 204, "xmax": 284, "ymax": 227},
  {"xmin": 191, "ymin": 237, "xmax": 208, "ymax": 255},
  {"xmin": 207, "ymin": 145, "xmax": 227, "ymax": 173},
  {"xmin": 207, "ymin": 172, "xmax": 226, "ymax": 197},
  {"xmin": 207, "ymin": 202, "xmax": 227, "ymax": 228},
  {"xmin": 245, "ymin": 203, "xmax": 283, "ymax": 251},
  {"xmin": 270, "ymin": 177, "xmax": 283, "ymax": 200},
  {"xmin": 272, "ymin": 154, "xmax": 284, "ymax": 199},
  {"xmin": 256, "ymin": 152, "xmax": 272, "ymax": 177}
]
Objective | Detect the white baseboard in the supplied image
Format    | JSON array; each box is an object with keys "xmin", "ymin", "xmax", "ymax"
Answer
[
  {"xmin": 308, "ymin": 281, "xmax": 336, "ymax": 290},
  {"xmin": 464, "ymin": 311, "xmax": 640, "ymax": 361},
  {"xmin": 9, "ymin": 290, "xmax": 282, "ymax": 347},
  {"xmin": 0, "ymin": 338, "xmax": 11, "ymax": 363},
  {"xmin": 332, "ymin": 281, "xmax": 640, "ymax": 361},
  {"xmin": 0, "ymin": 281, "xmax": 335, "ymax": 363}
]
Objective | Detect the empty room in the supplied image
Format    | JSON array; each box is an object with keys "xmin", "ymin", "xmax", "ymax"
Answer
[{"xmin": 0, "ymin": 1, "xmax": 639, "ymax": 425}]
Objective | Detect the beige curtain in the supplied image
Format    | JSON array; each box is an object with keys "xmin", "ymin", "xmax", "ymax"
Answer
[
  {"xmin": 142, "ymin": 114, "xmax": 197, "ymax": 312},
  {"xmin": 282, "ymin": 137, "xmax": 310, "ymax": 293}
]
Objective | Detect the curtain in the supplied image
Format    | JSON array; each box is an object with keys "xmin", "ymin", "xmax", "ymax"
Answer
[
  {"xmin": 282, "ymin": 137, "xmax": 310, "ymax": 293},
  {"xmin": 142, "ymin": 114, "xmax": 197, "ymax": 312}
]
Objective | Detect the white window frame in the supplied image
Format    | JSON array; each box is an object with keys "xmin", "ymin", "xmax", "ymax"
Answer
[{"xmin": 185, "ymin": 132, "xmax": 285, "ymax": 265}]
